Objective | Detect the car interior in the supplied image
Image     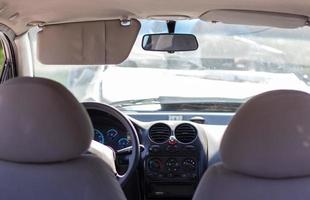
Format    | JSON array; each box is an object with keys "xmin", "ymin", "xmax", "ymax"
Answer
[{"xmin": 0, "ymin": 0, "xmax": 310, "ymax": 200}]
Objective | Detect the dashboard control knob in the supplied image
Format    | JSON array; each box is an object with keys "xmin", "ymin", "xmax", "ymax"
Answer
[
  {"xmin": 183, "ymin": 158, "xmax": 196, "ymax": 171},
  {"xmin": 166, "ymin": 158, "xmax": 180, "ymax": 172},
  {"xmin": 149, "ymin": 158, "xmax": 161, "ymax": 171}
]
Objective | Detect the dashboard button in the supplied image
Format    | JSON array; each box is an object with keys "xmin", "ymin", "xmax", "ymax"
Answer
[
  {"xmin": 149, "ymin": 145, "xmax": 161, "ymax": 153},
  {"xmin": 181, "ymin": 174, "xmax": 188, "ymax": 178},
  {"xmin": 185, "ymin": 145, "xmax": 196, "ymax": 152},
  {"xmin": 168, "ymin": 135, "xmax": 177, "ymax": 145},
  {"xmin": 166, "ymin": 145, "xmax": 179, "ymax": 153},
  {"xmin": 154, "ymin": 191, "xmax": 165, "ymax": 196},
  {"xmin": 157, "ymin": 173, "xmax": 164, "ymax": 178}
]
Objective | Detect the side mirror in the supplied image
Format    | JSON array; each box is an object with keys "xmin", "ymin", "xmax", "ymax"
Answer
[{"xmin": 142, "ymin": 33, "xmax": 198, "ymax": 52}]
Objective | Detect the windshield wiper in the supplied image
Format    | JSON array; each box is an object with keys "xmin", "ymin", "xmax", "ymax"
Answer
[
  {"xmin": 111, "ymin": 96, "xmax": 246, "ymax": 112},
  {"xmin": 110, "ymin": 98, "xmax": 160, "ymax": 108},
  {"xmin": 159, "ymin": 96, "xmax": 244, "ymax": 112}
]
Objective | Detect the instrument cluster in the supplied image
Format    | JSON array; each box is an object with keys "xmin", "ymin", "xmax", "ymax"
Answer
[{"xmin": 94, "ymin": 127, "xmax": 131, "ymax": 151}]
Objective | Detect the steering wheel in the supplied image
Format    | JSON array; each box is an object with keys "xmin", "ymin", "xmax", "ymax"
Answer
[{"xmin": 83, "ymin": 102, "xmax": 140, "ymax": 186}]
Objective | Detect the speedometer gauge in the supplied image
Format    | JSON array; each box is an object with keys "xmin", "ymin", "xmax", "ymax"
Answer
[
  {"xmin": 94, "ymin": 129, "xmax": 105, "ymax": 144},
  {"xmin": 118, "ymin": 138, "xmax": 129, "ymax": 149}
]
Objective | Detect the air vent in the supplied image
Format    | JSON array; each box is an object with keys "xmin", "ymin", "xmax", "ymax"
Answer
[
  {"xmin": 175, "ymin": 123, "xmax": 197, "ymax": 144},
  {"xmin": 149, "ymin": 123, "xmax": 171, "ymax": 143}
]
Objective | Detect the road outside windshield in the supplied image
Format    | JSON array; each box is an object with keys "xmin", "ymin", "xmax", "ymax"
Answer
[{"xmin": 32, "ymin": 20, "xmax": 310, "ymax": 112}]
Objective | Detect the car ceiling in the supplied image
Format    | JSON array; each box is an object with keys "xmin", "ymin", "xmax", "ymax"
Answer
[{"xmin": 2, "ymin": 0, "xmax": 310, "ymax": 35}]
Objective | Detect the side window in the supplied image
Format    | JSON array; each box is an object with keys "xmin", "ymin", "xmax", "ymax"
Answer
[
  {"xmin": 0, "ymin": 30, "xmax": 16, "ymax": 83},
  {"xmin": 0, "ymin": 40, "xmax": 5, "ymax": 76}
]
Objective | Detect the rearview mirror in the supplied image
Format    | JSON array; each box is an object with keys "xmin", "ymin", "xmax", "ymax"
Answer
[{"xmin": 142, "ymin": 34, "xmax": 198, "ymax": 52}]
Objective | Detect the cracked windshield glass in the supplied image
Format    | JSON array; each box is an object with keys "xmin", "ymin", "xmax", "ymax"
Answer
[{"xmin": 32, "ymin": 20, "xmax": 310, "ymax": 112}]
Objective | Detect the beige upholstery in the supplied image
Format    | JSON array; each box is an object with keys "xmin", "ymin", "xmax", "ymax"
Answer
[
  {"xmin": 0, "ymin": 155, "xmax": 126, "ymax": 200},
  {"xmin": 194, "ymin": 164, "xmax": 310, "ymax": 200},
  {"xmin": 200, "ymin": 10, "xmax": 308, "ymax": 28},
  {"xmin": 0, "ymin": 77, "xmax": 92, "ymax": 163},
  {"xmin": 0, "ymin": 77, "xmax": 126, "ymax": 200},
  {"xmin": 221, "ymin": 90, "xmax": 310, "ymax": 178},
  {"xmin": 3, "ymin": 0, "xmax": 310, "ymax": 34},
  {"xmin": 37, "ymin": 19, "xmax": 140, "ymax": 65},
  {"xmin": 194, "ymin": 90, "xmax": 310, "ymax": 200}
]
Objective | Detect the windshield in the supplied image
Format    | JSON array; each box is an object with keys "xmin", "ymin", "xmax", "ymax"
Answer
[{"xmin": 32, "ymin": 19, "xmax": 310, "ymax": 112}]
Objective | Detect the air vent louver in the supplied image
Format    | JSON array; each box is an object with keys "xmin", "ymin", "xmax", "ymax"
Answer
[
  {"xmin": 175, "ymin": 123, "xmax": 197, "ymax": 143},
  {"xmin": 149, "ymin": 123, "xmax": 171, "ymax": 143}
]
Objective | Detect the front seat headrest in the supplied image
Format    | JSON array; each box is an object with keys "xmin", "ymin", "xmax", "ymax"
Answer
[
  {"xmin": 0, "ymin": 77, "xmax": 93, "ymax": 163},
  {"xmin": 221, "ymin": 90, "xmax": 310, "ymax": 178}
]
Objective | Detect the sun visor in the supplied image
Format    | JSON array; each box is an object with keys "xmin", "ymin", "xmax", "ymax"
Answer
[
  {"xmin": 37, "ymin": 19, "xmax": 141, "ymax": 65},
  {"xmin": 200, "ymin": 10, "xmax": 308, "ymax": 28}
]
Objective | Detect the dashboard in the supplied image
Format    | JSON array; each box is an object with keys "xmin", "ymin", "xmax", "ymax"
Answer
[{"xmin": 85, "ymin": 104, "xmax": 230, "ymax": 200}]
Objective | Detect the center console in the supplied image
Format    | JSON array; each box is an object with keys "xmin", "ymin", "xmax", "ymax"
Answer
[{"xmin": 142, "ymin": 122, "xmax": 207, "ymax": 199}]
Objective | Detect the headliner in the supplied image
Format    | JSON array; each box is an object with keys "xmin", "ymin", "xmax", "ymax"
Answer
[{"xmin": 2, "ymin": 0, "xmax": 310, "ymax": 34}]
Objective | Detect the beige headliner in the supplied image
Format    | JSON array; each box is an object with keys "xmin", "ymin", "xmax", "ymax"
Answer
[{"xmin": 2, "ymin": 0, "xmax": 310, "ymax": 35}]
